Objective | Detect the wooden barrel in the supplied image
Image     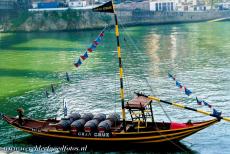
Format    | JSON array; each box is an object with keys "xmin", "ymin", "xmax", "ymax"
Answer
[
  {"xmin": 56, "ymin": 118, "xmax": 72, "ymax": 130},
  {"xmin": 68, "ymin": 113, "xmax": 81, "ymax": 121},
  {"xmin": 84, "ymin": 113, "xmax": 106, "ymax": 132},
  {"xmin": 98, "ymin": 120, "xmax": 112, "ymax": 132}
]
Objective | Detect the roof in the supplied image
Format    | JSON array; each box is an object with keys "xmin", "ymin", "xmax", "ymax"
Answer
[{"xmin": 125, "ymin": 96, "xmax": 152, "ymax": 110}]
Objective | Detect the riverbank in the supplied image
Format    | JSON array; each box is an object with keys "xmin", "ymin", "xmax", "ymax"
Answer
[{"xmin": 0, "ymin": 9, "xmax": 230, "ymax": 32}]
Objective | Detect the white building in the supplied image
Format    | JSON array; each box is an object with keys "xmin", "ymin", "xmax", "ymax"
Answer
[
  {"xmin": 149, "ymin": 0, "xmax": 176, "ymax": 11},
  {"xmin": 32, "ymin": 2, "xmax": 38, "ymax": 8},
  {"xmin": 68, "ymin": 0, "xmax": 87, "ymax": 7},
  {"xmin": 149, "ymin": 0, "xmax": 208, "ymax": 11}
]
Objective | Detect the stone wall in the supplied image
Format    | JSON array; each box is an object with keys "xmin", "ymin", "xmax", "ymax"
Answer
[{"xmin": 0, "ymin": 9, "xmax": 230, "ymax": 32}]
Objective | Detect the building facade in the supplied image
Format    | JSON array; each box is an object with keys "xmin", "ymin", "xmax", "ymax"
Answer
[
  {"xmin": 149, "ymin": 0, "xmax": 208, "ymax": 11},
  {"xmin": 68, "ymin": 0, "xmax": 87, "ymax": 7},
  {"xmin": 0, "ymin": 0, "xmax": 17, "ymax": 10},
  {"xmin": 149, "ymin": 0, "xmax": 176, "ymax": 11}
]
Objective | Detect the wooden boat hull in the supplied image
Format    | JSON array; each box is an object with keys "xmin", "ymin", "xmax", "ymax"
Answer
[{"xmin": 2, "ymin": 115, "xmax": 218, "ymax": 144}]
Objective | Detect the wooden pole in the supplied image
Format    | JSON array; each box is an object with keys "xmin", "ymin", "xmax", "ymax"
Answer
[
  {"xmin": 145, "ymin": 95, "xmax": 230, "ymax": 122},
  {"xmin": 113, "ymin": 3, "xmax": 126, "ymax": 131}
]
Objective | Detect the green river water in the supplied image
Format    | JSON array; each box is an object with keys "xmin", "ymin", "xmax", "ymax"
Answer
[{"xmin": 0, "ymin": 22, "xmax": 230, "ymax": 153}]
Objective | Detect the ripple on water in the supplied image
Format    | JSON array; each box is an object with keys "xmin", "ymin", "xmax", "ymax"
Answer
[{"xmin": 1, "ymin": 23, "xmax": 230, "ymax": 153}]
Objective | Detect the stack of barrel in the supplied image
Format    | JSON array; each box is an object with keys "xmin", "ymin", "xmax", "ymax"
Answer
[{"xmin": 56, "ymin": 113, "xmax": 120, "ymax": 134}]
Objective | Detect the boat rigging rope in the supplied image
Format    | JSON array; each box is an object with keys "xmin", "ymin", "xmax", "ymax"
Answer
[
  {"xmin": 121, "ymin": 30, "xmax": 173, "ymax": 122},
  {"xmin": 117, "ymin": 21, "xmax": 189, "ymax": 152},
  {"xmin": 118, "ymin": 21, "xmax": 172, "ymax": 122}
]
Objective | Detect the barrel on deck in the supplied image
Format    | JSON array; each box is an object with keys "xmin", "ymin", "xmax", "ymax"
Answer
[
  {"xmin": 84, "ymin": 113, "xmax": 106, "ymax": 132},
  {"xmin": 68, "ymin": 113, "xmax": 81, "ymax": 122},
  {"xmin": 81, "ymin": 113, "xmax": 94, "ymax": 121},
  {"xmin": 107, "ymin": 113, "xmax": 120, "ymax": 123},
  {"xmin": 98, "ymin": 113, "xmax": 120, "ymax": 132},
  {"xmin": 70, "ymin": 113, "xmax": 94, "ymax": 134},
  {"xmin": 56, "ymin": 118, "xmax": 72, "ymax": 130}
]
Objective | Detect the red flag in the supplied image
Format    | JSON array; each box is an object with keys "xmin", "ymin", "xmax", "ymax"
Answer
[{"xmin": 87, "ymin": 48, "xmax": 93, "ymax": 52}]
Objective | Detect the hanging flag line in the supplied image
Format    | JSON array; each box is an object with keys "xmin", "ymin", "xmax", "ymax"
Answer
[
  {"xmin": 135, "ymin": 93, "xmax": 229, "ymax": 122},
  {"xmin": 168, "ymin": 72, "xmax": 214, "ymax": 109},
  {"xmin": 74, "ymin": 27, "xmax": 106, "ymax": 68}
]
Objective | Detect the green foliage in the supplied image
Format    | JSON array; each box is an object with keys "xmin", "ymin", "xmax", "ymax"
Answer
[
  {"xmin": 11, "ymin": 11, "xmax": 30, "ymax": 27},
  {"xmin": 99, "ymin": 14, "xmax": 112, "ymax": 24}
]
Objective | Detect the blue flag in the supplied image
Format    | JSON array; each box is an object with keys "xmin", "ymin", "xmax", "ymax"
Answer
[
  {"xmin": 74, "ymin": 59, "xmax": 82, "ymax": 67},
  {"xmin": 168, "ymin": 73, "xmax": 173, "ymax": 79},
  {"xmin": 176, "ymin": 81, "xmax": 182, "ymax": 88},
  {"xmin": 203, "ymin": 101, "xmax": 212, "ymax": 108},
  {"xmin": 90, "ymin": 44, "xmax": 97, "ymax": 50},
  {"xmin": 80, "ymin": 52, "xmax": 88, "ymax": 60},
  {"xmin": 196, "ymin": 97, "xmax": 202, "ymax": 105},
  {"xmin": 95, "ymin": 36, "xmax": 102, "ymax": 43},
  {"xmin": 184, "ymin": 88, "xmax": 192, "ymax": 96},
  {"xmin": 212, "ymin": 108, "xmax": 221, "ymax": 118}
]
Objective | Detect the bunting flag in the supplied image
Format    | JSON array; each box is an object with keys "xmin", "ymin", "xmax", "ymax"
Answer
[
  {"xmin": 92, "ymin": 1, "xmax": 114, "ymax": 13},
  {"xmin": 89, "ymin": 44, "xmax": 97, "ymax": 52},
  {"xmin": 100, "ymin": 32, "xmax": 104, "ymax": 37},
  {"xmin": 93, "ymin": 41, "xmax": 99, "ymax": 45},
  {"xmin": 176, "ymin": 81, "xmax": 182, "ymax": 89},
  {"xmin": 74, "ymin": 59, "xmax": 82, "ymax": 67},
  {"xmin": 95, "ymin": 36, "xmax": 102, "ymax": 43},
  {"xmin": 168, "ymin": 72, "xmax": 214, "ymax": 109},
  {"xmin": 87, "ymin": 48, "xmax": 93, "ymax": 52},
  {"xmin": 212, "ymin": 108, "xmax": 222, "ymax": 118},
  {"xmin": 196, "ymin": 97, "xmax": 212, "ymax": 108},
  {"xmin": 168, "ymin": 72, "xmax": 192, "ymax": 95},
  {"xmin": 196, "ymin": 97, "xmax": 202, "ymax": 105},
  {"xmin": 168, "ymin": 73, "xmax": 175, "ymax": 80},
  {"xmin": 184, "ymin": 87, "xmax": 192, "ymax": 96},
  {"xmin": 74, "ymin": 30, "xmax": 105, "ymax": 68},
  {"xmin": 203, "ymin": 101, "xmax": 212, "ymax": 108},
  {"xmin": 80, "ymin": 52, "xmax": 89, "ymax": 60}
]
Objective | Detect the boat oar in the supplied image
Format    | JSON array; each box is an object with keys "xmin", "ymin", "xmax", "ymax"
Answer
[
  {"xmin": 135, "ymin": 93, "xmax": 230, "ymax": 122},
  {"xmin": 146, "ymin": 95, "xmax": 230, "ymax": 122}
]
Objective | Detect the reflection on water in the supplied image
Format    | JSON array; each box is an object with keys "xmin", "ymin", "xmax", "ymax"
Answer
[{"xmin": 0, "ymin": 22, "xmax": 230, "ymax": 153}]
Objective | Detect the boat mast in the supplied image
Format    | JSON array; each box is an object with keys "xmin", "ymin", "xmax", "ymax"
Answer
[{"xmin": 113, "ymin": 2, "xmax": 126, "ymax": 131}]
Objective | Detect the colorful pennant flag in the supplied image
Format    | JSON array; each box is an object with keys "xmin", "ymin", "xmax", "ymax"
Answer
[
  {"xmin": 74, "ymin": 59, "xmax": 82, "ymax": 67},
  {"xmin": 100, "ymin": 32, "xmax": 104, "ymax": 37},
  {"xmin": 80, "ymin": 52, "xmax": 89, "ymax": 60},
  {"xmin": 168, "ymin": 72, "xmax": 214, "ymax": 109},
  {"xmin": 74, "ymin": 29, "xmax": 105, "ymax": 68},
  {"xmin": 168, "ymin": 73, "xmax": 175, "ymax": 80},
  {"xmin": 196, "ymin": 97, "xmax": 202, "ymax": 105},
  {"xmin": 184, "ymin": 87, "xmax": 192, "ymax": 96},
  {"xmin": 212, "ymin": 108, "xmax": 222, "ymax": 118},
  {"xmin": 176, "ymin": 81, "xmax": 182, "ymax": 89},
  {"xmin": 95, "ymin": 36, "xmax": 102, "ymax": 43},
  {"xmin": 93, "ymin": 41, "xmax": 99, "ymax": 45},
  {"xmin": 203, "ymin": 101, "xmax": 212, "ymax": 108},
  {"xmin": 87, "ymin": 48, "xmax": 93, "ymax": 52}
]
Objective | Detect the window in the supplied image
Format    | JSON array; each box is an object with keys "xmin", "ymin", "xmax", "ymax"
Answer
[{"xmin": 162, "ymin": 3, "xmax": 166, "ymax": 11}]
